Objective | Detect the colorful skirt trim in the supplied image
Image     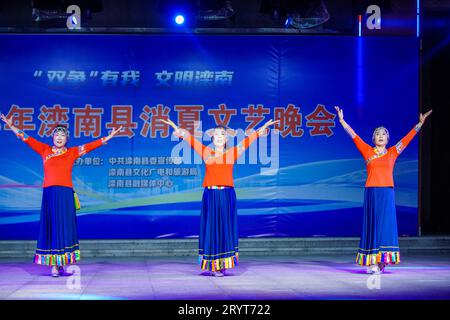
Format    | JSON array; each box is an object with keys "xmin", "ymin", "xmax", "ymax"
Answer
[
  {"xmin": 199, "ymin": 252, "xmax": 239, "ymax": 271},
  {"xmin": 356, "ymin": 250, "xmax": 400, "ymax": 266},
  {"xmin": 34, "ymin": 250, "xmax": 80, "ymax": 266}
]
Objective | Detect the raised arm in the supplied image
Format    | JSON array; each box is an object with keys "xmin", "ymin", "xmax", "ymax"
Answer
[
  {"xmin": 335, "ymin": 106, "xmax": 357, "ymax": 139},
  {"xmin": 1, "ymin": 112, "xmax": 49, "ymax": 156},
  {"xmin": 74, "ymin": 126, "xmax": 123, "ymax": 158},
  {"xmin": 160, "ymin": 118, "xmax": 210, "ymax": 160},
  {"xmin": 335, "ymin": 106, "xmax": 372, "ymax": 159},
  {"xmin": 233, "ymin": 119, "xmax": 280, "ymax": 159},
  {"xmin": 393, "ymin": 109, "xmax": 432, "ymax": 155}
]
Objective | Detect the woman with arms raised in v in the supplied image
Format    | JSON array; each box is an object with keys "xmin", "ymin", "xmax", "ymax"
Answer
[
  {"xmin": 161, "ymin": 118, "xmax": 279, "ymax": 277},
  {"xmin": 335, "ymin": 106, "xmax": 432, "ymax": 274},
  {"xmin": 1, "ymin": 113, "xmax": 122, "ymax": 277}
]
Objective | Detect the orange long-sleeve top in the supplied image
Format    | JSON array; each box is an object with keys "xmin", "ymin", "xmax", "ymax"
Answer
[
  {"xmin": 352, "ymin": 125, "xmax": 420, "ymax": 187},
  {"xmin": 175, "ymin": 129, "xmax": 261, "ymax": 187},
  {"xmin": 16, "ymin": 131, "xmax": 106, "ymax": 188}
]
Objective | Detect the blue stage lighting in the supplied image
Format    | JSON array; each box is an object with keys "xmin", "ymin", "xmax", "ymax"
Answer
[{"xmin": 175, "ymin": 15, "xmax": 185, "ymax": 25}]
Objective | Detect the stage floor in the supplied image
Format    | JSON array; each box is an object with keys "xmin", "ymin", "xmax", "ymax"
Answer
[{"xmin": 1, "ymin": 253, "xmax": 450, "ymax": 300}]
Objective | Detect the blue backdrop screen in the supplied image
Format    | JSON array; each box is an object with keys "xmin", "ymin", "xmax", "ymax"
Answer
[{"xmin": 0, "ymin": 34, "xmax": 419, "ymax": 239}]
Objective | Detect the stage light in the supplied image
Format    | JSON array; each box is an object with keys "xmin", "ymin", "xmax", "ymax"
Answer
[
  {"xmin": 175, "ymin": 15, "xmax": 185, "ymax": 25},
  {"xmin": 283, "ymin": 2, "xmax": 330, "ymax": 30},
  {"xmin": 358, "ymin": 14, "xmax": 362, "ymax": 37},
  {"xmin": 417, "ymin": 0, "xmax": 420, "ymax": 37},
  {"xmin": 284, "ymin": 17, "xmax": 291, "ymax": 27}
]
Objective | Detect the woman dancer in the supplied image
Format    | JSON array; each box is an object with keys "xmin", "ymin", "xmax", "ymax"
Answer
[
  {"xmin": 335, "ymin": 106, "xmax": 432, "ymax": 274},
  {"xmin": 1, "ymin": 113, "xmax": 122, "ymax": 277},
  {"xmin": 161, "ymin": 118, "xmax": 279, "ymax": 276}
]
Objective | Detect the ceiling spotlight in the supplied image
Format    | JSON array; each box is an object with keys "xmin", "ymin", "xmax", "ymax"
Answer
[{"xmin": 175, "ymin": 14, "xmax": 185, "ymax": 25}]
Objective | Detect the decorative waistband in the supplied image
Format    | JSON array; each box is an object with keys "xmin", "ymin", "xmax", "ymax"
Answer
[{"xmin": 206, "ymin": 185, "xmax": 232, "ymax": 190}]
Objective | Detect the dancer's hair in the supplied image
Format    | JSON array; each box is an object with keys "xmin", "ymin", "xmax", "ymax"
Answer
[{"xmin": 52, "ymin": 125, "xmax": 70, "ymax": 140}]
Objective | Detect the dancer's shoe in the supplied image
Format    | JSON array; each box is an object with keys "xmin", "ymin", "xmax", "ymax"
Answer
[
  {"xmin": 51, "ymin": 266, "xmax": 59, "ymax": 277},
  {"xmin": 211, "ymin": 271, "xmax": 224, "ymax": 277},
  {"xmin": 378, "ymin": 262, "xmax": 386, "ymax": 273},
  {"xmin": 366, "ymin": 265, "xmax": 380, "ymax": 274}
]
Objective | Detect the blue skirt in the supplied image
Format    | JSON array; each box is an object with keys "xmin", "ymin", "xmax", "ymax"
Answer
[
  {"xmin": 356, "ymin": 187, "xmax": 400, "ymax": 266},
  {"xmin": 199, "ymin": 187, "xmax": 238, "ymax": 271},
  {"xmin": 34, "ymin": 186, "xmax": 80, "ymax": 266}
]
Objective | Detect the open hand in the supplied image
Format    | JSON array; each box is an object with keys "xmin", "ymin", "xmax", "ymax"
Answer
[
  {"xmin": 420, "ymin": 109, "xmax": 432, "ymax": 124},
  {"xmin": 258, "ymin": 119, "xmax": 280, "ymax": 135},
  {"xmin": 0, "ymin": 113, "xmax": 13, "ymax": 128},
  {"xmin": 334, "ymin": 106, "xmax": 344, "ymax": 121},
  {"xmin": 159, "ymin": 118, "xmax": 179, "ymax": 130},
  {"xmin": 109, "ymin": 126, "xmax": 123, "ymax": 138}
]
